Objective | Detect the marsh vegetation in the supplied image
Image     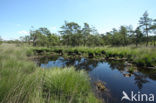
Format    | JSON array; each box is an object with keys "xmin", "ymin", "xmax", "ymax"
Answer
[
  {"xmin": 32, "ymin": 46, "xmax": 156, "ymax": 68},
  {"xmin": 35, "ymin": 53, "xmax": 156, "ymax": 103},
  {"xmin": 0, "ymin": 44, "xmax": 101, "ymax": 103}
]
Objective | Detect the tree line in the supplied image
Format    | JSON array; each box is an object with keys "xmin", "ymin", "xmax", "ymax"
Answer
[
  {"xmin": 18, "ymin": 11, "xmax": 156, "ymax": 47},
  {"xmin": 0, "ymin": 36, "xmax": 2, "ymax": 45}
]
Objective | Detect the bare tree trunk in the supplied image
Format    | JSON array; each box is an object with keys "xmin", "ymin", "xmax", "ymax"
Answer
[
  {"xmin": 136, "ymin": 38, "xmax": 138, "ymax": 47},
  {"xmin": 136, "ymin": 42, "xmax": 138, "ymax": 47},
  {"xmin": 146, "ymin": 25, "xmax": 148, "ymax": 47},
  {"xmin": 154, "ymin": 36, "xmax": 156, "ymax": 47},
  {"xmin": 28, "ymin": 41, "xmax": 30, "ymax": 45},
  {"xmin": 146, "ymin": 32, "xmax": 148, "ymax": 47},
  {"xmin": 124, "ymin": 35, "xmax": 126, "ymax": 46}
]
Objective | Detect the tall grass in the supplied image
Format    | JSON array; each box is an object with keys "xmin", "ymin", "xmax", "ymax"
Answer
[
  {"xmin": 0, "ymin": 44, "xmax": 100, "ymax": 103},
  {"xmin": 43, "ymin": 67, "xmax": 99, "ymax": 103},
  {"xmin": 33, "ymin": 46, "xmax": 156, "ymax": 67}
]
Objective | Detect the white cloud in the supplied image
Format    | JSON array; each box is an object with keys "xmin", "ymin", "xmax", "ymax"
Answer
[{"xmin": 18, "ymin": 30, "xmax": 29, "ymax": 35}]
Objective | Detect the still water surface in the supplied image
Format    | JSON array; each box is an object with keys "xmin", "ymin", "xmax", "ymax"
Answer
[{"xmin": 35, "ymin": 56, "xmax": 156, "ymax": 103}]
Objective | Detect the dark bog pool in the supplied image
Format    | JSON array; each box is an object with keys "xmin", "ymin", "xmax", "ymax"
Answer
[{"xmin": 35, "ymin": 56, "xmax": 156, "ymax": 103}]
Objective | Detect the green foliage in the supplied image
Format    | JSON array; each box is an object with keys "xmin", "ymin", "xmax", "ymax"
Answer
[
  {"xmin": 26, "ymin": 48, "xmax": 34, "ymax": 56},
  {"xmin": 33, "ymin": 46, "xmax": 156, "ymax": 67},
  {"xmin": 27, "ymin": 27, "xmax": 60, "ymax": 47},
  {"xmin": 0, "ymin": 44, "xmax": 100, "ymax": 103},
  {"xmin": 44, "ymin": 67, "xmax": 100, "ymax": 103},
  {"xmin": 128, "ymin": 67, "xmax": 134, "ymax": 73},
  {"xmin": 0, "ymin": 36, "xmax": 3, "ymax": 45},
  {"xmin": 139, "ymin": 11, "xmax": 152, "ymax": 46},
  {"xmin": 4, "ymin": 11, "xmax": 156, "ymax": 47},
  {"xmin": 19, "ymin": 11, "xmax": 156, "ymax": 47},
  {"xmin": 119, "ymin": 26, "xmax": 128, "ymax": 46},
  {"xmin": 48, "ymin": 33, "xmax": 60, "ymax": 46}
]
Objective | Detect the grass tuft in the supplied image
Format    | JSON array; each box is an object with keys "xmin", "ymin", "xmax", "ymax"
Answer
[{"xmin": 0, "ymin": 44, "xmax": 100, "ymax": 103}]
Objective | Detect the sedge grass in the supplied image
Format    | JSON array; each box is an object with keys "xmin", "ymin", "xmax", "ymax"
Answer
[
  {"xmin": 0, "ymin": 44, "xmax": 101, "ymax": 103},
  {"xmin": 32, "ymin": 46, "xmax": 156, "ymax": 67}
]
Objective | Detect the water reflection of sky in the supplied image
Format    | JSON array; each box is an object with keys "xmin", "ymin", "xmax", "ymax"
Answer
[
  {"xmin": 37, "ymin": 56, "xmax": 156, "ymax": 103},
  {"xmin": 41, "ymin": 57, "xmax": 66, "ymax": 68}
]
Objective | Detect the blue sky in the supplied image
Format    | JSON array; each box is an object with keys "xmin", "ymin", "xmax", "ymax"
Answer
[{"xmin": 0, "ymin": 0, "xmax": 156, "ymax": 40}]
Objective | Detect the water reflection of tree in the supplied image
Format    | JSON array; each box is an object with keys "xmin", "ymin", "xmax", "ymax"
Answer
[
  {"xmin": 138, "ymin": 68, "xmax": 156, "ymax": 81},
  {"xmin": 106, "ymin": 60, "xmax": 151, "ymax": 90},
  {"xmin": 149, "ymin": 74, "xmax": 156, "ymax": 80},
  {"xmin": 65, "ymin": 58, "xmax": 99, "ymax": 71},
  {"xmin": 37, "ymin": 56, "xmax": 156, "ymax": 86},
  {"xmin": 133, "ymin": 72, "xmax": 149, "ymax": 90},
  {"xmin": 107, "ymin": 60, "xmax": 125, "ymax": 71},
  {"xmin": 35, "ymin": 55, "xmax": 60, "ymax": 66}
]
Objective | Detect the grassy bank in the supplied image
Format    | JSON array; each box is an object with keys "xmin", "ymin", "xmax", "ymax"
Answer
[
  {"xmin": 32, "ymin": 46, "xmax": 156, "ymax": 68},
  {"xmin": 0, "ymin": 44, "xmax": 100, "ymax": 103}
]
